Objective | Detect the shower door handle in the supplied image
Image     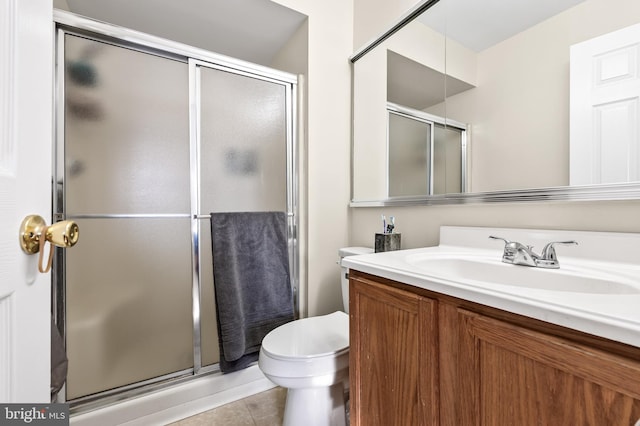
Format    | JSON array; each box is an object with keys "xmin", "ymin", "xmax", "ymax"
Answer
[{"xmin": 19, "ymin": 214, "xmax": 79, "ymax": 273}]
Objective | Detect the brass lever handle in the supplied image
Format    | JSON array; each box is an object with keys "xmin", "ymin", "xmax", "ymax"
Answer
[{"xmin": 19, "ymin": 214, "xmax": 79, "ymax": 255}]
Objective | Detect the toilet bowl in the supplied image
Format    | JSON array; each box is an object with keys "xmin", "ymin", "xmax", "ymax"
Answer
[
  {"xmin": 258, "ymin": 247, "xmax": 373, "ymax": 426},
  {"xmin": 259, "ymin": 312, "xmax": 349, "ymax": 425}
]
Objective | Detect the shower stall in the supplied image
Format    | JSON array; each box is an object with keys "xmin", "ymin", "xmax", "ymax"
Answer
[{"xmin": 53, "ymin": 12, "xmax": 298, "ymax": 412}]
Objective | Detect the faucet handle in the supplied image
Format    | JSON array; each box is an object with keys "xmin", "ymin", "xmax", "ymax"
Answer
[
  {"xmin": 489, "ymin": 235, "xmax": 511, "ymax": 244},
  {"xmin": 489, "ymin": 235, "xmax": 527, "ymax": 251},
  {"xmin": 490, "ymin": 236, "xmax": 520, "ymax": 262},
  {"xmin": 538, "ymin": 240, "xmax": 578, "ymax": 268},
  {"xmin": 540, "ymin": 240, "xmax": 578, "ymax": 259},
  {"xmin": 489, "ymin": 235, "xmax": 513, "ymax": 254}
]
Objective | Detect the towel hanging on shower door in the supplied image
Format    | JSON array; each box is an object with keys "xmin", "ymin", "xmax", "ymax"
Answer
[{"xmin": 210, "ymin": 211, "xmax": 294, "ymax": 373}]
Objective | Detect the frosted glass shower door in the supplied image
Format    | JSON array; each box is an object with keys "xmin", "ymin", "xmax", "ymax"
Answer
[
  {"xmin": 198, "ymin": 65, "xmax": 288, "ymax": 212},
  {"xmin": 62, "ymin": 34, "xmax": 192, "ymax": 400},
  {"xmin": 388, "ymin": 112, "xmax": 432, "ymax": 197},
  {"xmin": 433, "ymin": 125, "xmax": 464, "ymax": 195},
  {"xmin": 194, "ymin": 63, "xmax": 291, "ymax": 366}
]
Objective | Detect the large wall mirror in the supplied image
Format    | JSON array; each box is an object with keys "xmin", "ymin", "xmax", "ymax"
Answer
[{"xmin": 351, "ymin": 0, "xmax": 640, "ymax": 205}]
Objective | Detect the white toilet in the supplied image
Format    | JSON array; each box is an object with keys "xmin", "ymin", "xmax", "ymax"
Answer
[{"xmin": 258, "ymin": 247, "xmax": 373, "ymax": 426}]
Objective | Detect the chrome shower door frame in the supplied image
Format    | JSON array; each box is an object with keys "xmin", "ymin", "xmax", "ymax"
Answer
[
  {"xmin": 188, "ymin": 58, "xmax": 299, "ymax": 374},
  {"xmin": 53, "ymin": 10, "xmax": 298, "ymax": 413}
]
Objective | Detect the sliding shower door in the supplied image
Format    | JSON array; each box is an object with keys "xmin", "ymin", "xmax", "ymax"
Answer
[
  {"xmin": 194, "ymin": 62, "xmax": 292, "ymax": 367},
  {"xmin": 62, "ymin": 34, "xmax": 193, "ymax": 400},
  {"xmin": 57, "ymin": 20, "xmax": 297, "ymax": 408}
]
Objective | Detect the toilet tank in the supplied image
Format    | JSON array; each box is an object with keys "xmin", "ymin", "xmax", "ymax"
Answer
[{"xmin": 338, "ymin": 247, "xmax": 374, "ymax": 313}]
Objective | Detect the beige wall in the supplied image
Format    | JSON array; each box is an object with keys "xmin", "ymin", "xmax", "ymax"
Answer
[
  {"xmin": 353, "ymin": 0, "xmax": 421, "ymax": 48},
  {"xmin": 52, "ymin": 0, "xmax": 70, "ymax": 10},
  {"xmin": 270, "ymin": 21, "xmax": 310, "ymax": 315},
  {"xmin": 350, "ymin": 200, "xmax": 640, "ymax": 250},
  {"xmin": 352, "ymin": 47, "xmax": 387, "ymax": 201},
  {"xmin": 272, "ymin": 0, "xmax": 354, "ymax": 316}
]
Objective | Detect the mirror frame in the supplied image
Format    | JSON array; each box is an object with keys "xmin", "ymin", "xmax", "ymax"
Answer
[{"xmin": 349, "ymin": 0, "xmax": 640, "ymax": 206}]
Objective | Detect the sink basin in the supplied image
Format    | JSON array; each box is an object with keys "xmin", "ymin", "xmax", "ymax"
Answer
[
  {"xmin": 341, "ymin": 226, "xmax": 640, "ymax": 349},
  {"xmin": 405, "ymin": 255, "xmax": 640, "ymax": 294}
]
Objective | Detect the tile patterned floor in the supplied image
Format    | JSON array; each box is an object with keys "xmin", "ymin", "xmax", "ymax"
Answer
[{"xmin": 169, "ymin": 387, "xmax": 287, "ymax": 426}]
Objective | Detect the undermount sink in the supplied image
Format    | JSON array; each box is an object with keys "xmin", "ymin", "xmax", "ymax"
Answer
[{"xmin": 405, "ymin": 255, "xmax": 640, "ymax": 295}]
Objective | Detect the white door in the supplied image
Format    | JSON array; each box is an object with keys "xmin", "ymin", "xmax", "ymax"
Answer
[
  {"xmin": 0, "ymin": 0, "xmax": 53, "ymax": 402},
  {"xmin": 570, "ymin": 23, "xmax": 640, "ymax": 185}
]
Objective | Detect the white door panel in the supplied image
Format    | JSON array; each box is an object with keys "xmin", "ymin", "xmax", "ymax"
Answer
[
  {"xmin": 0, "ymin": 0, "xmax": 53, "ymax": 402},
  {"xmin": 570, "ymin": 23, "xmax": 640, "ymax": 185}
]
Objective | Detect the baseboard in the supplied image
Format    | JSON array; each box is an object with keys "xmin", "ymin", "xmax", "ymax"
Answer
[{"xmin": 71, "ymin": 365, "xmax": 275, "ymax": 426}]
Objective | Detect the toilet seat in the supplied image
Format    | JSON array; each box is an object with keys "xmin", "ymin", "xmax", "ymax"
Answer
[{"xmin": 261, "ymin": 311, "xmax": 349, "ymax": 361}]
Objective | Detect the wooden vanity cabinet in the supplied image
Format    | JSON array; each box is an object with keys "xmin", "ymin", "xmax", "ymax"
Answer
[
  {"xmin": 349, "ymin": 270, "xmax": 640, "ymax": 426},
  {"xmin": 458, "ymin": 309, "xmax": 640, "ymax": 425},
  {"xmin": 349, "ymin": 274, "xmax": 439, "ymax": 425}
]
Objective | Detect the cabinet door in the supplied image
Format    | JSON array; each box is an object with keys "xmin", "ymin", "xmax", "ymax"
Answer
[
  {"xmin": 458, "ymin": 310, "xmax": 640, "ymax": 425},
  {"xmin": 349, "ymin": 274, "xmax": 438, "ymax": 426}
]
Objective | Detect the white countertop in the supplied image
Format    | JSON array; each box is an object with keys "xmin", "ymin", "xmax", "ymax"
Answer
[{"xmin": 343, "ymin": 226, "xmax": 640, "ymax": 348}]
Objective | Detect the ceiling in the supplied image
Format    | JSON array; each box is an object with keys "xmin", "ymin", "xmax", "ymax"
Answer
[
  {"xmin": 419, "ymin": 0, "xmax": 586, "ymax": 52},
  {"xmin": 57, "ymin": 0, "xmax": 589, "ymax": 67},
  {"xmin": 57, "ymin": 0, "xmax": 307, "ymax": 65}
]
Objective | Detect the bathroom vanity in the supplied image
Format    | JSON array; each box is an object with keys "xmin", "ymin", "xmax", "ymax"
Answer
[{"xmin": 344, "ymin": 227, "xmax": 640, "ymax": 425}]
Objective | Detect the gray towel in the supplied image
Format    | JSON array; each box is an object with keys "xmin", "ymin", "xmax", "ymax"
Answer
[{"xmin": 211, "ymin": 211, "xmax": 294, "ymax": 373}]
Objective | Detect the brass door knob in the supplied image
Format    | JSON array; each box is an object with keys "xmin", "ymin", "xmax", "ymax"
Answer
[{"xmin": 19, "ymin": 214, "xmax": 79, "ymax": 255}]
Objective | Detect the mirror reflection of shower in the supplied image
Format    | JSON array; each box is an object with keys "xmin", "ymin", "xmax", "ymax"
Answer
[{"xmin": 387, "ymin": 103, "xmax": 467, "ymax": 197}]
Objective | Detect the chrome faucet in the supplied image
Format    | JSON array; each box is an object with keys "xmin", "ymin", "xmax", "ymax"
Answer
[
  {"xmin": 489, "ymin": 236, "xmax": 539, "ymax": 267},
  {"xmin": 489, "ymin": 236, "xmax": 578, "ymax": 269}
]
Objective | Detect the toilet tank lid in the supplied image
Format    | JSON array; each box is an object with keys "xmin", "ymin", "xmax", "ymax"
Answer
[{"xmin": 338, "ymin": 246, "xmax": 373, "ymax": 259}]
